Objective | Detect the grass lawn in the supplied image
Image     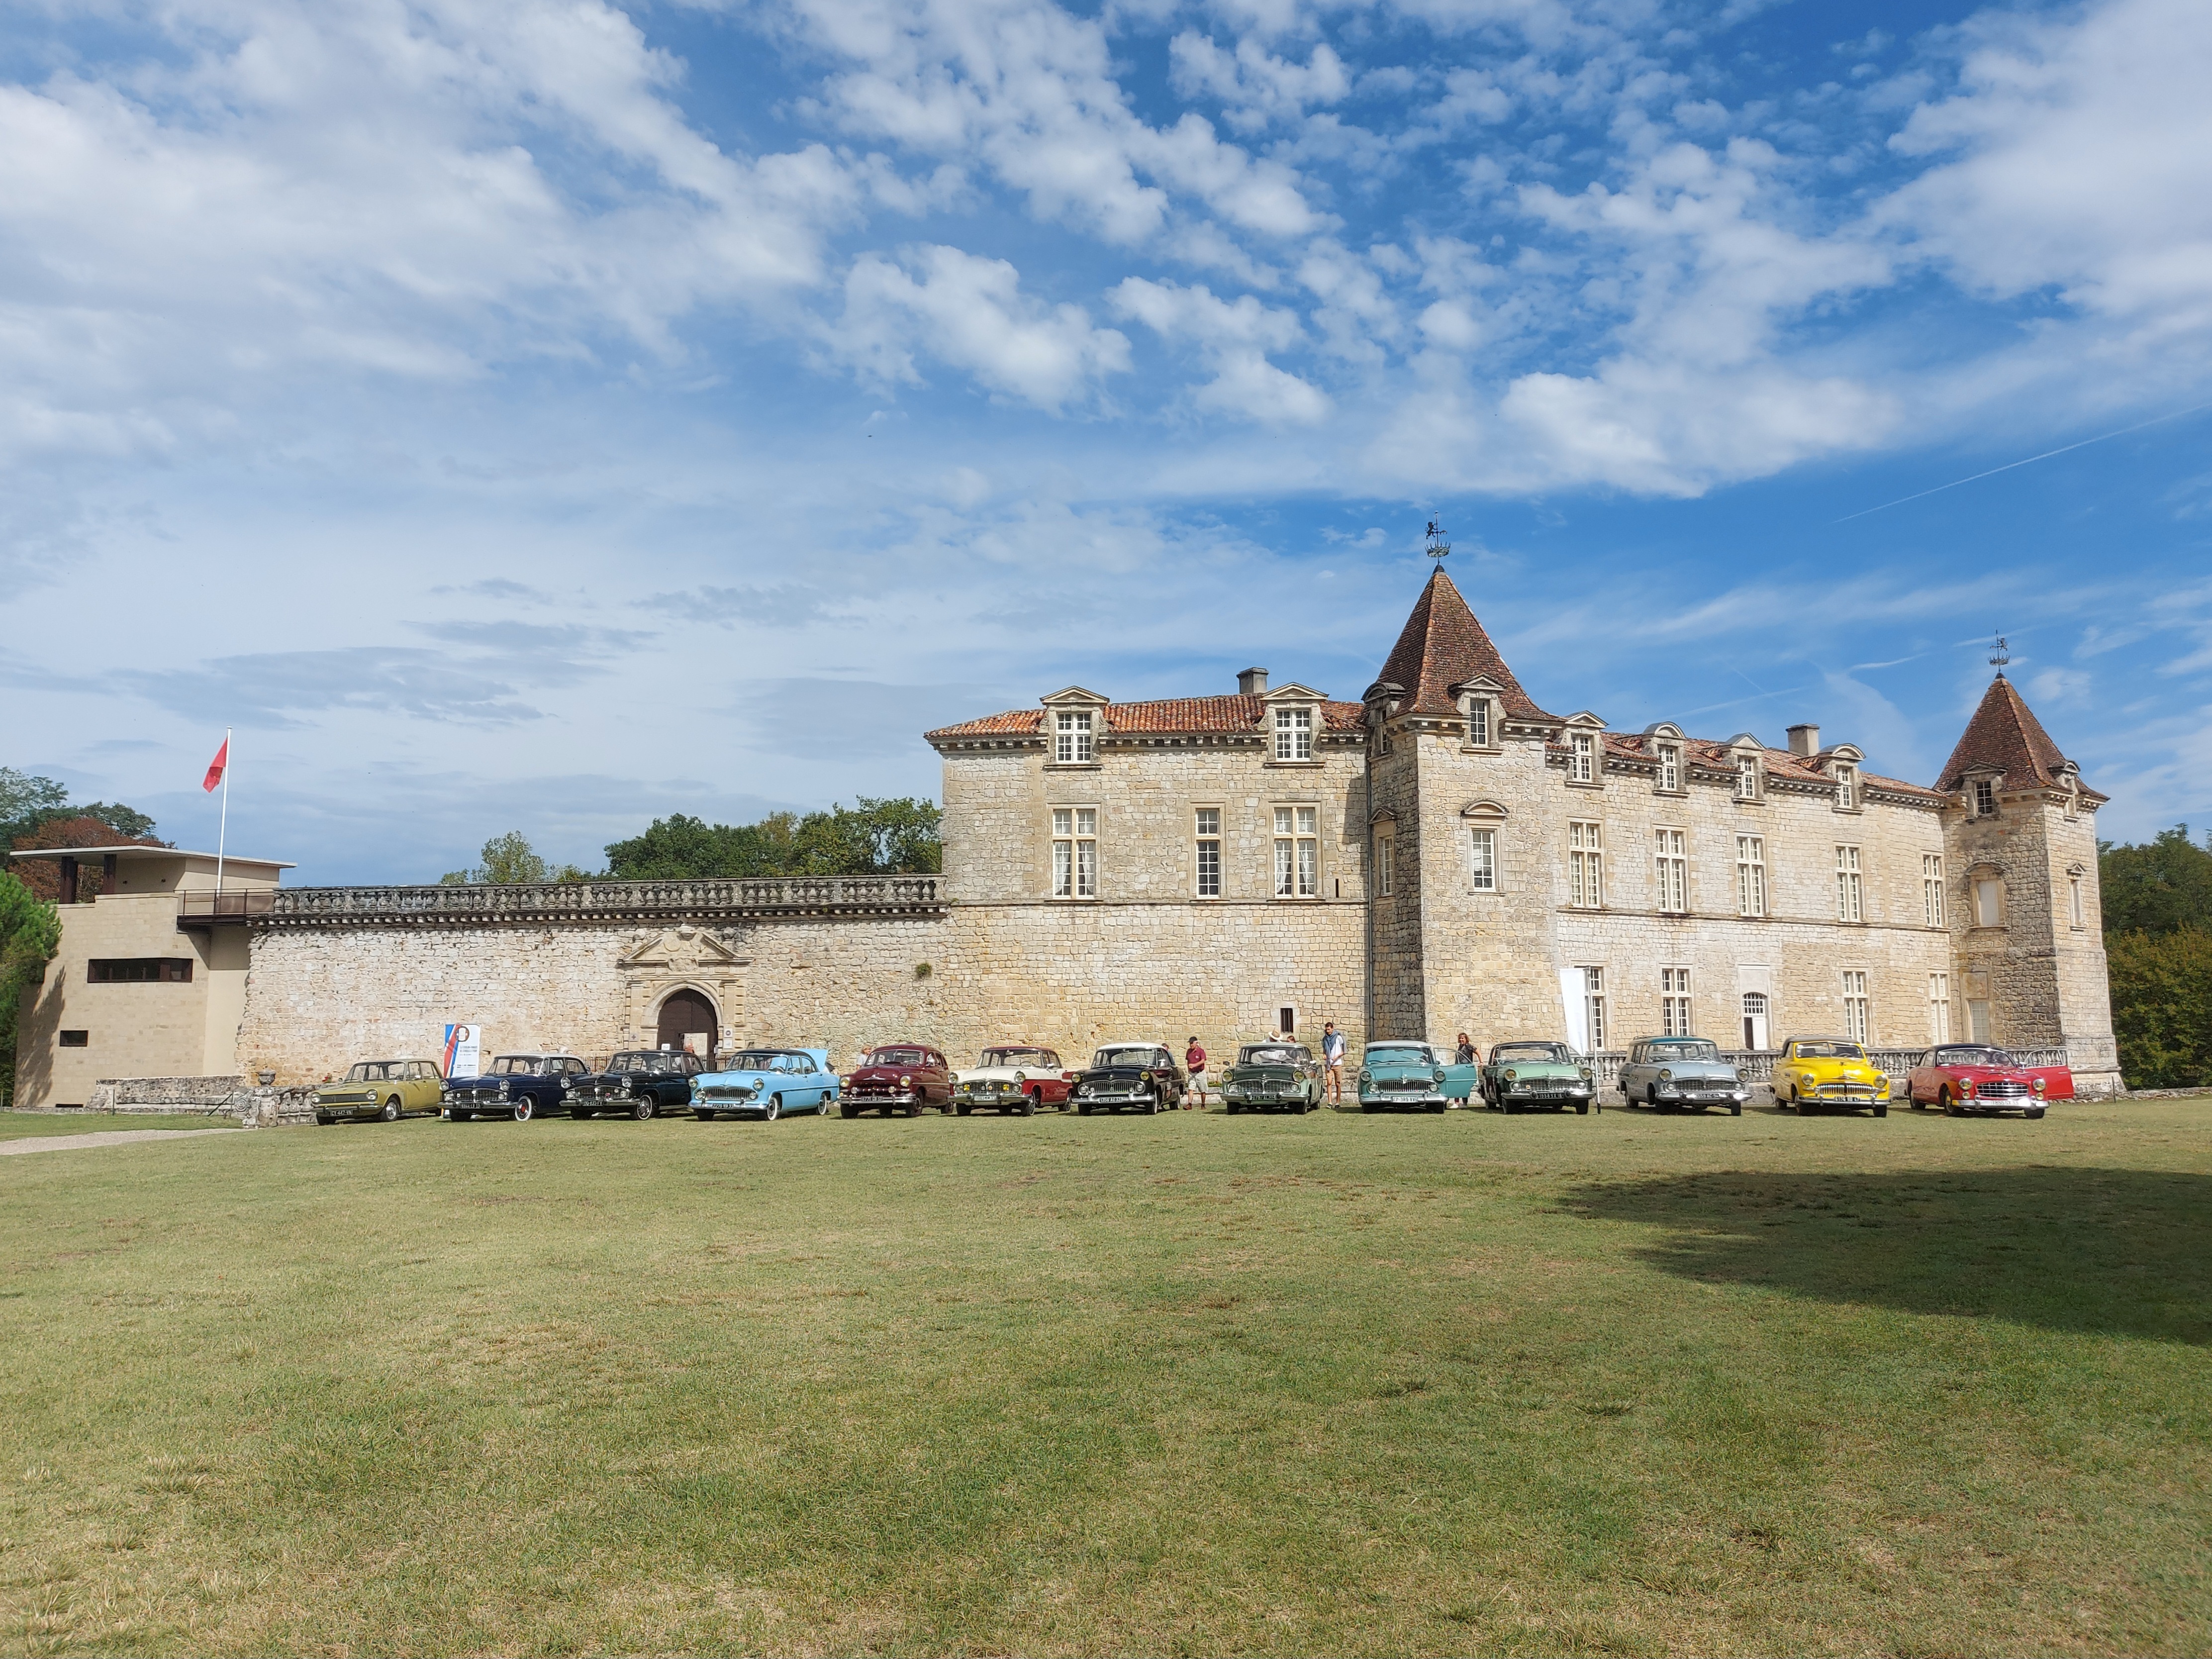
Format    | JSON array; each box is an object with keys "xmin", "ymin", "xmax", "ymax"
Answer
[
  {"xmin": 0, "ymin": 1112, "xmax": 227, "ymax": 1141},
  {"xmin": 3, "ymin": 1098, "xmax": 2207, "ymax": 1656}
]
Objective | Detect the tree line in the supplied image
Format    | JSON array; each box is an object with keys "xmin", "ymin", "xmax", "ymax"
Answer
[
  {"xmin": 2099, "ymin": 826, "xmax": 2212, "ymax": 1089},
  {"xmin": 437, "ymin": 798, "xmax": 942, "ymax": 886}
]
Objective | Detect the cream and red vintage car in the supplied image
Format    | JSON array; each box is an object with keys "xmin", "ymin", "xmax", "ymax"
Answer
[
  {"xmin": 952, "ymin": 1045, "xmax": 1075, "ymax": 1115},
  {"xmin": 1906, "ymin": 1044, "xmax": 2067, "ymax": 1117},
  {"xmin": 1771, "ymin": 1037, "xmax": 1891, "ymax": 1117}
]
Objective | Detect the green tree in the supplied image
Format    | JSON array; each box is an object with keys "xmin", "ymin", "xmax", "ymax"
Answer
[
  {"xmin": 440, "ymin": 832, "xmax": 588, "ymax": 886},
  {"xmin": 2099, "ymin": 825, "xmax": 2212, "ymax": 936},
  {"xmin": 0, "ymin": 768, "xmax": 158, "ymax": 855},
  {"xmin": 601, "ymin": 813, "xmax": 799, "ymax": 880},
  {"xmin": 603, "ymin": 798, "xmax": 941, "ymax": 880},
  {"xmin": 0, "ymin": 870, "xmax": 61, "ymax": 1108},
  {"xmin": 2106, "ymin": 928, "xmax": 2212, "ymax": 1089}
]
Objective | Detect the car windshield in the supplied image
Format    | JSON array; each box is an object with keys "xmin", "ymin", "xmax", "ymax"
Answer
[
  {"xmin": 727, "ymin": 1052, "xmax": 789, "ymax": 1071},
  {"xmin": 1936, "ymin": 1046, "xmax": 2017, "ymax": 1067},
  {"xmin": 1239, "ymin": 1045, "xmax": 1310, "ymax": 1065},
  {"xmin": 1094, "ymin": 1047, "xmax": 1159, "ymax": 1069},
  {"xmin": 868, "ymin": 1048, "xmax": 928, "ymax": 1066},
  {"xmin": 1647, "ymin": 1040, "xmax": 1720, "ymax": 1062},
  {"xmin": 1493, "ymin": 1043, "xmax": 1567, "ymax": 1062},
  {"xmin": 982, "ymin": 1049, "xmax": 1050, "ymax": 1067},
  {"xmin": 344, "ymin": 1061, "xmax": 405, "ymax": 1082},
  {"xmin": 1792, "ymin": 1041, "xmax": 1867, "ymax": 1060},
  {"xmin": 610, "ymin": 1051, "xmax": 687, "ymax": 1073},
  {"xmin": 1365, "ymin": 1044, "xmax": 1433, "ymax": 1065},
  {"xmin": 488, "ymin": 1055, "xmax": 544, "ymax": 1075}
]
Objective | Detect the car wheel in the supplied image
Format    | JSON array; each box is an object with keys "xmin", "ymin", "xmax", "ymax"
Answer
[
  {"xmin": 765, "ymin": 1095, "xmax": 781, "ymax": 1122},
  {"xmin": 2029, "ymin": 1108, "xmax": 2046, "ymax": 1120},
  {"xmin": 452, "ymin": 1110, "xmax": 473, "ymax": 1123},
  {"xmin": 957, "ymin": 1101, "xmax": 972, "ymax": 1116},
  {"xmin": 514, "ymin": 1098, "xmax": 535, "ymax": 1122},
  {"xmin": 316, "ymin": 1114, "xmax": 334, "ymax": 1126},
  {"xmin": 904, "ymin": 1102, "xmax": 920, "ymax": 1118},
  {"xmin": 633, "ymin": 1098, "xmax": 656, "ymax": 1121},
  {"xmin": 1077, "ymin": 1101, "xmax": 1092, "ymax": 1115},
  {"xmin": 1941, "ymin": 1088, "xmax": 1962, "ymax": 1117},
  {"xmin": 839, "ymin": 1102, "xmax": 857, "ymax": 1119},
  {"xmin": 1575, "ymin": 1101, "xmax": 1589, "ymax": 1114},
  {"xmin": 696, "ymin": 1109, "xmax": 717, "ymax": 1122},
  {"xmin": 1875, "ymin": 1101, "xmax": 1889, "ymax": 1118},
  {"xmin": 382, "ymin": 1097, "xmax": 402, "ymax": 1123},
  {"xmin": 1024, "ymin": 1092, "xmax": 1039, "ymax": 1117}
]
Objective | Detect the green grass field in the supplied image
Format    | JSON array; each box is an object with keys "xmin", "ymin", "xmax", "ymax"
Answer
[
  {"xmin": 3, "ymin": 1099, "xmax": 2207, "ymax": 1656},
  {"xmin": 0, "ymin": 1113, "xmax": 225, "ymax": 1142}
]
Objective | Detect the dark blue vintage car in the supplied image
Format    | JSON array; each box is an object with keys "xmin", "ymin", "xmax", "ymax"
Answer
[
  {"xmin": 441, "ymin": 1052, "xmax": 588, "ymax": 1121},
  {"xmin": 570, "ymin": 1049, "xmax": 704, "ymax": 1120}
]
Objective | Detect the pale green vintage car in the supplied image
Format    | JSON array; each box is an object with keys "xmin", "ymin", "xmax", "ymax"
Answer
[
  {"xmin": 1221, "ymin": 1042, "xmax": 1322, "ymax": 1113},
  {"xmin": 1480, "ymin": 1041, "xmax": 1597, "ymax": 1113},
  {"xmin": 316, "ymin": 1059, "xmax": 445, "ymax": 1124}
]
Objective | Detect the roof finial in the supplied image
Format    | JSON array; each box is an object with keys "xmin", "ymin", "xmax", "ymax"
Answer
[
  {"xmin": 1989, "ymin": 631, "xmax": 2010, "ymax": 676},
  {"xmin": 1425, "ymin": 516, "xmax": 1451, "ymax": 565}
]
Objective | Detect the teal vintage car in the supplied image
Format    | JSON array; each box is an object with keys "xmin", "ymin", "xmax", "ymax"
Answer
[
  {"xmin": 1480, "ymin": 1041, "xmax": 1596, "ymax": 1113},
  {"xmin": 692, "ymin": 1048, "xmax": 840, "ymax": 1122},
  {"xmin": 1356, "ymin": 1041, "xmax": 1477, "ymax": 1113},
  {"xmin": 1220, "ymin": 1042, "xmax": 1322, "ymax": 1114}
]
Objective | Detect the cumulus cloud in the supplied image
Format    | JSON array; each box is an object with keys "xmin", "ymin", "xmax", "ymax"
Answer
[{"xmin": 1110, "ymin": 277, "xmax": 1329, "ymax": 423}]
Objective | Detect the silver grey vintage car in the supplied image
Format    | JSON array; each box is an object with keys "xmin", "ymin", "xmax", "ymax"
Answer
[{"xmin": 1617, "ymin": 1035, "xmax": 1749, "ymax": 1115}]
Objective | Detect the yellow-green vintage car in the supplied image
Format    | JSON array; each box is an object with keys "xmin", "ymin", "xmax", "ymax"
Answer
[
  {"xmin": 1772, "ymin": 1037, "xmax": 1890, "ymax": 1117},
  {"xmin": 316, "ymin": 1060, "xmax": 446, "ymax": 1124}
]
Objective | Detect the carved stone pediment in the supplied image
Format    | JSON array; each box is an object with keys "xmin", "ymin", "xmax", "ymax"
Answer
[{"xmin": 620, "ymin": 924, "xmax": 749, "ymax": 974}]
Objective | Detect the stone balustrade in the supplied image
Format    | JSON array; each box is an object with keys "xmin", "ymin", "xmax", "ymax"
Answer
[{"xmin": 259, "ymin": 875, "xmax": 945, "ymax": 926}]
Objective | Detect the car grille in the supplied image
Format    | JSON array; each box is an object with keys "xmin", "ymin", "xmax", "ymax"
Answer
[
  {"xmin": 1975, "ymin": 1079, "xmax": 2031, "ymax": 1099},
  {"xmin": 850, "ymin": 1083, "xmax": 906, "ymax": 1096},
  {"xmin": 697, "ymin": 1087, "xmax": 756, "ymax": 1102},
  {"xmin": 1816, "ymin": 1082, "xmax": 1877, "ymax": 1099},
  {"xmin": 1382, "ymin": 1078, "xmax": 1426, "ymax": 1090},
  {"xmin": 449, "ymin": 1087, "xmax": 504, "ymax": 1103},
  {"xmin": 321, "ymin": 1091, "xmax": 375, "ymax": 1105}
]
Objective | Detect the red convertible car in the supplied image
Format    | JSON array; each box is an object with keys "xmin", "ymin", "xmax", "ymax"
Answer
[
  {"xmin": 841, "ymin": 1043, "xmax": 955, "ymax": 1117},
  {"xmin": 1906, "ymin": 1044, "xmax": 2071, "ymax": 1117}
]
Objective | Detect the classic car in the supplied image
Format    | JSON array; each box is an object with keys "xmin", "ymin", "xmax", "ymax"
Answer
[
  {"xmin": 1221, "ymin": 1042, "xmax": 1323, "ymax": 1113},
  {"xmin": 1358, "ymin": 1040, "xmax": 1479, "ymax": 1112},
  {"xmin": 1617, "ymin": 1036, "xmax": 1749, "ymax": 1115},
  {"xmin": 1772, "ymin": 1037, "xmax": 1891, "ymax": 1116},
  {"xmin": 441, "ymin": 1053, "xmax": 589, "ymax": 1121},
  {"xmin": 953, "ymin": 1045, "xmax": 1074, "ymax": 1115},
  {"xmin": 1478, "ymin": 1041, "xmax": 1596, "ymax": 1113},
  {"xmin": 694, "ymin": 1048, "xmax": 840, "ymax": 1121},
  {"xmin": 1906, "ymin": 1044, "xmax": 2068, "ymax": 1116},
  {"xmin": 570, "ymin": 1049, "xmax": 704, "ymax": 1120},
  {"xmin": 841, "ymin": 1044, "xmax": 955, "ymax": 1117},
  {"xmin": 1069, "ymin": 1043, "xmax": 1185, "ymax": 1114},
  {"xmin": 315, "ymin": 1059, "xmax": 445, "ymax": 1124}
]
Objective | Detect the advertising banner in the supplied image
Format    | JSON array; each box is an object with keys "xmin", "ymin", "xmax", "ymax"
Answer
[{"xmin": 443, "ymin": 1023, "xmax": 481, "ymax": 1078}]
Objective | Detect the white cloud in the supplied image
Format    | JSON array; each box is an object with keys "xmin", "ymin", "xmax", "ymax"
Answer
[
  {"xmin": 1109, "ymin": 277, "xmax": 1329, "ymax": 423},
  {"xmin": 835, "ymin": 244, "xmax": 1131, "ymax": 409},
  {"xmin": 1167, "ymin": 33, "xmax": 1349, "ymax": 133}
]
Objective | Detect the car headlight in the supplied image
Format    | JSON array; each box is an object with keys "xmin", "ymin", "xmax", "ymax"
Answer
[
  {"xmin": 1502, "ymin": 1068, "xmax": 1517, "ymax": 1082},
  {"xmin": 1579, "ymin": 1066, "xmax": 1595, "ymax": 1081},
  {"xmin": 1658, "ymin": 1069, "xmax": 1673, "ymax": 1083},
  {"xmin": 1432, "ymin": 1069, "xmax": 1445, "ymax": 1084},
  {"xmin": 2033, "ymin": 1077, "xmax": 2046, "ymax": 1092},
  {"xmin": 496, "ymin": 1079, "xmax": 510, "ymax": 1098},
  {"xmin": 899, "ymin": 1074, "xmax": 912, "ymax": 1087},
  {"xmin": 1874, "ymin": 1073, "xmax": 1888, "ymax": 1086},
  {"xmin": 1013, "ymin": 1070, "xmax": 1027, "ymax": 1084}
]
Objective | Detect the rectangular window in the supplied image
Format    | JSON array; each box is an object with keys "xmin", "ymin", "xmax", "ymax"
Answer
[
  {"xmin": 1661, "ymin": 967, "xmax": 1691, "ymax": 1038},
  {"xmin": 1568, "ymin": 820, "xmax": 1605, "ymax": 908},
  {"xmin": 1968, "ymin": 998, "xmax": 1992, "ymax": 1044},
  {"xmin": 1583, "ymin": 967, "xmax": 1607, "ymax": 1052},
  {"xmin": 1054, "ymin": 709, "xmax": 1094, "ymax": 764},
  {"xmin": 1928, "ymin": 972, "xmax": 1951, "ymax": 1043},
  {"xmin": 1923, "ymin": 854, "xmax": 1945, "ymax": 928},
  {"xmin": 1274, "ymin": 806, "xmax": 1318, "ymax": 897},
  {"xmin": 1736, "ymin": 835, "xmax": 1766, "ymax": 917},
  {"xmin": 1654, "ymin": 829, "xmax": 1687, "ymax": 914},
  {"xmin": 1974, "ymin": 778, "xmax": 1996, "ymax": 816},
  {"xmin": 1467, "ymin": 699, "xmax": 1490, "ymax": 747},
  {"xmin": 1052, "ymin": 808, "xmax": 1096, "ymax": 898},
  {"xmin": 1375, "ymin": 834, "xmax": 1394, "ymax": 896},
  {"xmin": 59, "ymin": 1029, "xmax": 89, "ymax": 1047},
  {"xmin": 1469, "ymin": 828, "xmax": 1497, "ymax": 892},
  {"xmin": 1835, "ymin": 845, "xmax": 1863, "ymax": 923},
  {"xmin": 1195, "ymin": 808, "xmax": 1221, "ymax": 898},
  {"xmin": 2070, "ymin": 875, "xmax": 2084, "ymax": 928},
  {"xmin": 1834, "ymin": 765, "xmax": 1858, "ymax": 810},
  {"xmin": 1657, "ymin": 742, "xmax": 1681, "ymax": 792},
  {"xmin": 87, "ymin": 958, "xmax": 193, "ymax": 983},
  {"xmin": 1842, "ymin": 970, "xmax": 1870, "ymax": 1044},
  {"xmin": 1569, "ymin": 732, "xmax": 1595, "ymax": 783},
  {"xmin": 1975, "ymin": 878, "xmax": 2002, "ymax": 928},
  {"xmin": 1736, "ymin": 754, "xmax": 1759, "ymax": 800},
  {"xmin": 1274, "ymin": 706, "xmax": 1313, "ymax": 762}
]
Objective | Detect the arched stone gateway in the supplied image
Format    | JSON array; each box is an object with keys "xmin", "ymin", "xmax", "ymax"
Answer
[{"xmin": 656, "ymin": 987, "xmax": 718, "ymax": 1055}]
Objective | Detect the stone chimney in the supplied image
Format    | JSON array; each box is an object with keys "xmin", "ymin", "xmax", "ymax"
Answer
[
  {"xmin": 1787, "ymin": 723, "xmax": 1821, "ymax": 758},
  {"xmin": 1238, "ymin": 667, "xmax": 1269, "ymax": 695}
]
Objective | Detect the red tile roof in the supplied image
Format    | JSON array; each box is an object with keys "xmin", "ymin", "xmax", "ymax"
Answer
[
  {"xmin": 1369, "ymin": 568, "xmax": 1555, "ymax": 720},
  {"xmin": 1602, "ymin": 732, "xmax": 1948, "ymax": 802},
  {"xmin": 1935, "ymin": 675, "xmax": 2083, "ymax": 794},
  {"xmin": 927, "ymin": 694, "xmax": 1364, "ymax": 743}
]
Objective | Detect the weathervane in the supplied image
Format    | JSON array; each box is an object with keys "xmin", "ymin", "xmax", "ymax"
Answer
[
  {"xmin": 1990, "ymin": 632, "xmax": 2010, "ymax": 676},
  {"xmin": 1425, "ymin": 517, "xmax": 1451, "ymax": 563}
]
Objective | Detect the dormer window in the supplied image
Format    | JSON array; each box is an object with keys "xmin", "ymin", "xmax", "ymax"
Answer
[
  {"xmin": 1055, "ymin": 710, "xmax": 1094, "ymax": 764},
  {"xmin": 1569, "ymin": 732, "xmax": 1595, "ymax": 783},
  {"xmin": 1973, "ymin": 778, "xmax": 1996, "ymax": 817},
  {"xmin": 1274, "ymin": 706, "xmax": 1314, "ymax": 762},
  {"xmin": 1833, "ymin": 764, "xmax": 1858, "ymax": 811},
  {"xmin": 1736, "ymin": 754, "xmax": 1760, "ymax": 801},
  {"xmin": 1657, "ymin": 743, "xmax": 1681, "ymax": 792},
  {"xmin": 2064, "ymin": 776, "xmax": 2080, "ymax": 820},
  {"xmin": 1466, "ymin": 698, "xmax": 1490, "ymax": 748}
]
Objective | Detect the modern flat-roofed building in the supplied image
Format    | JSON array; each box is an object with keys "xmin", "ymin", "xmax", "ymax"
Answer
[{"xmin": 10, "ymin": 846, "xmax": 292, "ymax": 1108}]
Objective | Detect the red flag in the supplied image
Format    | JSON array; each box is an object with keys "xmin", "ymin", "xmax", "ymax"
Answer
[{"xmin": 202, "ymin": 739, "xmax": 229, "ymax": 793}]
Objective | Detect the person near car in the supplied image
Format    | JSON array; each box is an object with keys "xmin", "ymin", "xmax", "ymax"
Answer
[
  {"xmin": 1322, "ymin": 1022, "xmax": 1346, "ymax": 1103},
  {"xmin": 1185, "ymin": 1037, "xmax": 1207, "ymax": 1108},
  {"xmin": 1455, "ymin": 1033, "xmax": 1477, "ymax": 1065}
]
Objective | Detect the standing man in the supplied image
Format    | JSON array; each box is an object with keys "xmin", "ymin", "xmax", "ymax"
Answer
[
  {"xmin": 1322, "ymin": 1021, "xmax": 1347, "ymax": 1104},
  {"xmin": 1184, "ymin": 1036, "xmax": 1207, "ymax": 1108}
]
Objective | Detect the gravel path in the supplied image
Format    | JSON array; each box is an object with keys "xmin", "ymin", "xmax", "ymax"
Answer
[{"xmin": 0, "ymin": 1128, "xmax": 240, "ymax": 1157}]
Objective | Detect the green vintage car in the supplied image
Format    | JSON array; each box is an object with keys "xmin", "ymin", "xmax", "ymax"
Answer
[
  {"xmin": 1480, "ymin": 1041, "xmax": 1597, "ymax": 1113},
  {"xmin": 316, "ymin": 1059, "xmax": 445, "ymax": 1124},
  {"xmin": 1220, "ymin": 1042, "xmax": 1322, "ymax": 1113},
  {"xmin": 1357, "ymin": 1041, "xmax": 1478, "ymax": 1113}
]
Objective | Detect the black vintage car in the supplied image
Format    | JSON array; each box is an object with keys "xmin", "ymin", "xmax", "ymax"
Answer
[
  {"xmin": 441, "ymin": 1053, "xmax": 588, "ymax": 1121},
  {"xmin": 1068, "ymin": 1042, "xmax": 1185, "ymax": 1115},
  {"xmin": 569, "ymin": 1049, "xmax": 704, "ymax": 1120}
]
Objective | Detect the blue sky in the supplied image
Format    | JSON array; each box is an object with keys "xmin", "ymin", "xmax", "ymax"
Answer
[{"xmin": 3, "ymin": 0, "xmax": 2208, "ymax": 883}]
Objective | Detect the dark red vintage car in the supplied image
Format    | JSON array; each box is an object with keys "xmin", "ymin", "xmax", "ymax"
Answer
[
  {"xmin": 1906, "ymin": 1044, "xmax": 2072, "ymax": 1117},
  {"xmin": 841, "ymin": 1043, "xmax": 954, "ymax": 1117}
]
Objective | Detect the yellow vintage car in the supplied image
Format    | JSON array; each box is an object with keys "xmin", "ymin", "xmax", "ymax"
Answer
[
  {"xmin": 1772, "ymin": 1037, "xmax": 1890, "ymax": 1117},
  {"xmin": 315, "ymin": 1059, "xmax": 446, "ymax": 1124}
]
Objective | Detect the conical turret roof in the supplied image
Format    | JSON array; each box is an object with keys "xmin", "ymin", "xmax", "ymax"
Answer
[
  {"xmin": 1367, "ymin": 568, "xmax": 1555, "ymax": 720},
  {"xmin": 1935, "ymin": 675, "xmax": 2081, "ymax": 793}
]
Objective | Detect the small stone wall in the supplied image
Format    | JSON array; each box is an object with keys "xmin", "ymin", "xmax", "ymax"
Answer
[{"xmin": 83, "ymin": 1075, "xmax": 317, "ymax": 1127}]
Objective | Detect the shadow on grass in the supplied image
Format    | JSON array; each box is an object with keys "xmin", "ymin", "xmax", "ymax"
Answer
[{"xmin": 1559, "ymin": 1166, "xmax": 2212, "ymax": 1344}]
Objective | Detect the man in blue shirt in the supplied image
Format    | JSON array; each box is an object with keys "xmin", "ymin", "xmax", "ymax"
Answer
[{"xmin": 1321, "ymin": 1022, "xmax": 1346, "ymax": 1103}]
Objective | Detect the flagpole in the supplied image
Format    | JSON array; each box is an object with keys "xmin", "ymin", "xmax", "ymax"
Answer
[{"xmin": 215, "ymin": 727, "xmax": 231, "ymax": 899}]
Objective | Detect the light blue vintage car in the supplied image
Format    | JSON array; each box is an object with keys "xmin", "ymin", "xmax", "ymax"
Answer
[
  {"xmin": 690, "ymin": 1048, "xmax": 840, "ymax": 1122},
  {"xmin": 1356, "ymin": 1040, "xmax": 1478, "ymax": 1112}
]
